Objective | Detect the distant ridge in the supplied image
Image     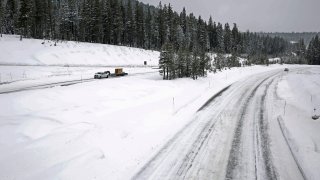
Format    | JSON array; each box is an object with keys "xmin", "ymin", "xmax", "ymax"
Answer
[{"xmin": 257, "ymin": 32, "xmax": 320, "ymax": 45}]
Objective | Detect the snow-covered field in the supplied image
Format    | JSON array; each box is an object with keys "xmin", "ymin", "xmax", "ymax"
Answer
[
  {"xmin": 0, "ymin": 34, "xmax": 159, "ymax": 67},
  {"xmin": 0, "ymin": 35, "xmax": 319, "ymax": 180}
]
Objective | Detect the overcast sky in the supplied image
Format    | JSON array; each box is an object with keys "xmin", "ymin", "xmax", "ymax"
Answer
[{"xmin": 139, "ymin": 0, "xmax": 320, "ymax": 32}]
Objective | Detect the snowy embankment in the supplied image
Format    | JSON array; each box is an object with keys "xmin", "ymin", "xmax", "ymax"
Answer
[
  {"xmin": 0, "ymin": 35, "xmax": 159, "ymax": 67},
  {"xmin": 275, "ymin": 68, "xmax": 320, "ymax": 179},
  {"xmin": 0, "ymin": 35, "xmax": 159, "ymax": 88}
]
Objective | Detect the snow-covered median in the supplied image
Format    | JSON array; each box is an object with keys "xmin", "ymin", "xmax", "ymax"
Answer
[{"xmin": 275, "ymin": 67, "xmax": 320, "ymax": 179}]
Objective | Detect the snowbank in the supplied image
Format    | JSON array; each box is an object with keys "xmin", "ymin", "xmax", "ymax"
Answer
[
  {"xmin": 0, "ymin": 35, "xmax": 159, "ymax": 66},
  {"xmin": 276, "ymin": 67, "xmax": 320, "ymax": 179}
]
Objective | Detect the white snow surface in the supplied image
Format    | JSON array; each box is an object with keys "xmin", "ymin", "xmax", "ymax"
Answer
[
  {"xmin": 1, "ymin": 64, "xmax": 311, "ymax": 180},
  {"xmin": 0, "ymin": 35, "xmax": 159, "ymax": 66},
  {"xmin": 0, "ymin": 35, "xmax": 319, "ymax": 180},
  {"xmin": 275, "ymin": 67, "xmax": 320, "ymax": 179}
]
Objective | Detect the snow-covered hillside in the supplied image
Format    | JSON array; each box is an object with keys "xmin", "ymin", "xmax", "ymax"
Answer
[{"xmin": 0, "ymin": 35, "xmax": 159, "ymax": 66}]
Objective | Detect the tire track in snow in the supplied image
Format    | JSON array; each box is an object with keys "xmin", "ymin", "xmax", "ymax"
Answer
[
  {"xmin": 0, "ymin": 78, "xmax": 95, "ymax": 94},
  {"xmin": 257, "ymin": 77, "xmax": 278, "ymax": 180},
  {"xmin": 174, "ymin": 83, "xmax": 251, "ymax": 179},
  {"xmin": 132, "ymin": 85, "xmax": 234, "ymax": 179},
  {"xmin": 225, "ymin": 76, "xmax": 270, "ymax": 180},
  {"xmin": 133, "ymin": 70, "xmax": 283, "ymax": 180},
  {"xmin": 0, "ymin": 71, "xmax": 158, "ymax": 94},
  {"xmin": 225, "ymin": 72, "xmax": 279, "ymax": 180}
]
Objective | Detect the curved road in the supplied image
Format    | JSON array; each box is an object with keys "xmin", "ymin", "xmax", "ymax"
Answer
[{"xmin": 133, "ymin": 68, "xmax": 307, "ymax": 180}]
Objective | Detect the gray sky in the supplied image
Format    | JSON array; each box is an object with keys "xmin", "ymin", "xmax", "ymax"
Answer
[{"xmin": 139, "ymin": 0, "xmax": 320, "ymax": 32}]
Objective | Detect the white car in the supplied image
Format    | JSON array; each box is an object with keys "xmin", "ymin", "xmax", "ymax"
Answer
[{"xmin": 94, "ymin": 71, "xmax": 110, "ymax": 79}]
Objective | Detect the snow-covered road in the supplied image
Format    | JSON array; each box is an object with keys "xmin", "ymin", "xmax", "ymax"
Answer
[
  {"xmin": 1, "ymin": 66, "xmax": 319, "ymax": 180},
  {"xmin": 0, "ymin": 65, "xmax": 160, "ymax": 94},
  {"xmin": 133, "ymin": 67, "xmax": 318, "ymax": 180}
]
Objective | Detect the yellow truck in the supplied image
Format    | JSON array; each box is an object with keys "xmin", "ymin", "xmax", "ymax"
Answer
[{"xmin": 113, "ymin": 68, "xmax": 128, "ymax": 76}]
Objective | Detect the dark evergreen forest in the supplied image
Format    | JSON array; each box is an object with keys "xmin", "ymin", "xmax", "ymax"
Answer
[{"xmin": 0, "ymin": 0, "xmax": 318, "ymax": 79}]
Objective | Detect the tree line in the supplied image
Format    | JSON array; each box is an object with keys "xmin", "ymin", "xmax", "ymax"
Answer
[
  {"xmin": 259, "ymin": 32, "xmax": 319, "ymax": 46},
  {"xmin": 306, "ymin": 35, "xmax": 320, "ymax": 65},
  {"xmin": 0, "ymin": 0, "xmax": 298, "ymax": 79}
]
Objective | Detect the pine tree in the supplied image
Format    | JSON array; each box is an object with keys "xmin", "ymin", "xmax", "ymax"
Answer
[
  {"xmin": 125, "ymin": 0, "xmax": 134, "ymax": 46},
  {"xmin": 145, "ymin": 6, "xmax": 152, "ymax": 49},
  {"xmin": 59, "ymin": 0, "xmax": 72, "ymax": 40},
  {"xmin": 101, "ymin": 0, "xmax": 111, "ymax": 44},
  {"xmin": 91, "ymin": 0, "xmax": 102, "ymax": 43},
  {"xmin": 307, "ymin": 35, "xmax": 320, "ymax": 65},
  {"xmin": 119, "ymin": 0, "xmax": 126, "ymax": 45},
  {"xmin": 216, "ymin": 23, "xmax": 224, "ymax": 53},
  {"xmin": 33, "ymin": 0, "xmax": 51, "ymax": 39},
  {"xmin": 176, "ymin": 24, "xmax": 184, "ymax": 50},
  {"xmin": 167, "ymin": 4, "xmax": 178, "ymax": 49},
  {"xmin": 0, "ymin": 1, "xmax": 4, "ymax": 35},
  {"xmin": 185, "ymin": 49, "xmax": 192, "ymax": 77},
  {"xmin": 197, "ymin": 16, "xmax": 208, "ymax": 52},
  {"xmin": 191, "ymin": 47, "xmax": 200, "ymax": 79},
  {"xmin": 135, "ymin": 1, "xmax": 145, "ymax": 47},
  {"xmin": 317, "ymin": 36, "xmax": 320, "ymax": 65},
  {"xmin": 212, "ymin": 22, "xmax": 218, "ymax": 51},
  {"xmin": 188, "ymin": 13, "xmax": 197, "ymax": 52},
  {"xmin": 224, "ymin": 23, "xmax": 231, "ymax": 53},
  {"xmin": 208, "ymin": 16, "xmax": 214, "ymax": 51},
  {"xmin": 150, "ymin": 12, "xmax": 158, "ymax": 49},
  {"xmin": 69, "ymin": 0, "xmax": 79, "ymax": 41},
  {"xmin": 157, "ymin": 2, "xmax": 166, "ymax": 48},
  {"xmin": 46, "ymin": 0, "xmax": 55, "ymax": 39},
  {"xmin": 176, "ymin": 47, "xmax": 185, "ymax": 78},
  {"xmin": 229, "ymin": 52, "xmax": 240, "ymax": 67},
  {"xmin": 159, "ymin": 41, "xmax": 174, "ymax": 80},
  {"xmin": 199, "ymin": 50, "xmax": 210, "ymax": 76},
  {"xmin": 215, "ymin": 53, "xmax": 225, "ymax": 70},
  {"xmin": 180, "ymin": 7, "xmax": 187, "ymax": 35},
  {"xmin": 109, "ymin": 0, "xmax": 120, "ymax": 44},
  {"xmin": 231, "ymin": 23, "xmax": 240, "ymax": 53},
  {"xmin": 4, "ymin": 0, "xmax": 17, "ymax": 34},
  {"xmin": 159, "ymin": 50, "xmax": 167, "ymax": 79},
  {"xmin": 19, "ymin": 0, "xmax": 33, "ymax": 37},
  {"xmin": 316, "ymin": 35, "xmax": 320, "ymax": 65},
  {"xmin": 296, "ymin": 38, "xmax": 306, "ymax": 64},
  {"xmin": 79, "ymin": 0, "xmax": 91, "ymax": 42}
]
